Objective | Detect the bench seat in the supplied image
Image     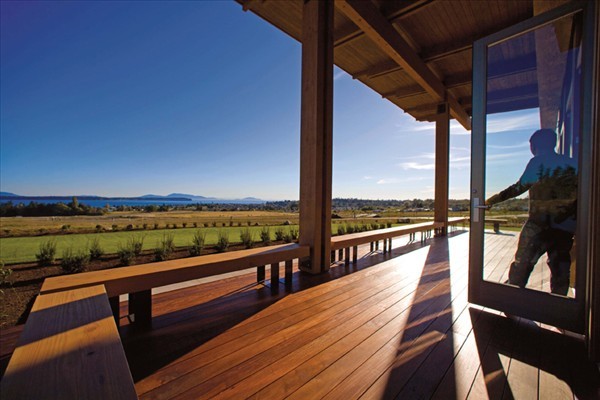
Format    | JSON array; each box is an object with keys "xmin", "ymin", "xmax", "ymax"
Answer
[
  {"xmin": 1, "ymin": 285, "xmax": 137, "ymax": 400},
  {"xmin": 40, "ymin": 243, "xmax": 309, "ymax": 329}
]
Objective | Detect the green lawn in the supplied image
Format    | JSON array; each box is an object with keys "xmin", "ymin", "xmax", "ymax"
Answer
[{"xmin": 0, "ymin": 225, "xmax": 299, "ymax": 264}]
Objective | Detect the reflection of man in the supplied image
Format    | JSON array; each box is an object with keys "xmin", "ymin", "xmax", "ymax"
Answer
[{"xmin": 486, "ymin": 129, "xmax": 577, "ymax": 295}]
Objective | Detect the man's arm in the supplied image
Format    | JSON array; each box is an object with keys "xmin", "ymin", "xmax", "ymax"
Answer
[{"xmin": 486, "ymin": 181, "xmax": 530, "ymax": 206}]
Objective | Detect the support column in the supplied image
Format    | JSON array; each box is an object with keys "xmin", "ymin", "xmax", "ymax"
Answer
[
  {"xmin": 434, "ymin": 103, "xmax": 450, "ymax": 235},
  {"xmin": 299, "ymin": 0, "xmax": 334, "ymax": 274}
]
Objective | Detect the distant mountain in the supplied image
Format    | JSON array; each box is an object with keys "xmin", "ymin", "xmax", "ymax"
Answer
[{"xmin": 1, "ymin": 192, "xmax": 266, "ymax": 204}]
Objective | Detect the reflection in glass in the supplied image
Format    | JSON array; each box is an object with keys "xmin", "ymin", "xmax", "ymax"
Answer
[{"xmin": 482, "ymin": 12, "xmax": 582, "ymax": 297}]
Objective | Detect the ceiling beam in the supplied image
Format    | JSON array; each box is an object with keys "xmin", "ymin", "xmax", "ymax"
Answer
[
  {"xmin": 333, "ymin": 0, "xmax": 433, "ymax": 48},
  {"xmin": 336, "ymin": 0, "xmax": 471, "ymax": 130},
  {"xmin": 383, "ymin": 71, "xmax": 472, "ymax": 99}
]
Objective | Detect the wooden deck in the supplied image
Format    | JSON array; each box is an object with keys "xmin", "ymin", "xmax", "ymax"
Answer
[{"xmin": 2, "ymin": 230, "xmax": 599, "ymax": 399}]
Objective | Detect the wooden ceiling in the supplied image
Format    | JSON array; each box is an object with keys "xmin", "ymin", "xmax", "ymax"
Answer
[{"xmin": 236, "ymin": 0, "xmax": 542, "ymax": 130}]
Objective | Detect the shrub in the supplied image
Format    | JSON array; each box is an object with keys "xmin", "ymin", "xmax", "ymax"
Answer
[
  {"xmin": 346, "ymin": 225, "xmax": 355, "ymax": 234},
  {"xmin": 260, "ymin": 227, "xmax": 271, "ymax": 244},
  {"xmin": 337, "ymin": 225, "xmax": 346, "ymax": 235},
  {"xmin": 215, "ymin": 231, "xmax": 230, "ymax": 253},
  {"xmin": 126, "ymin": 224, "xmax": 134, "ymax": 231},
  {"xmin": 204, "ymin": 223, "xmax": 209, "ymax": 228},
  {"xmin": 88, "ymin": 237, "xmax": 104, "ymax": 259},
  {"xmin": 143, "ymin": 223, "xmax": 148, "ymax": 230},
  {"xmin": 36, "ymin": 240, "xmax": 57, "ymax": 266},
  {"xmin": 172, "ymin": 223, "xmax": 178, "ymax": 229},
  {"xmin": 182, "ymin": 223, "xmax": 187, "ymax": 228},
  {"xmin": 112, "ymin": 224, "xmax": 118, "ymax": 231},
  {"xmin": 154, "ymin": 223, "xmax": 159, "ymax": 229},
  {"xmin": 239, "ymin": 228, "xmax": 254, "ymax": 249},
  {"xmin": 189, "ymin": 230, "xmax": 206, "ymax": 256},
  {"xmin": 290, "ymin": 228, "xmax": 299, "ymax": 241},
  {"xmin": 61, "ymin": 224, "xmax": 70, "ymax": 231},
  {"xmin": 95, "ymin": 224, "xmax": 103, "ymax": 232},
  {"xmin": 117, "ymin": 245, "xmax": 135, "ymax": 266},
  {"xmin": 283, "ymin": 232, "xmax": 293, "ymax": 243},
  {"xmin": 274, "ymin": 227, "xmax": 285, "ymax": 241},
  {"xmin": 0, "ymin": 260, "xmax": 13, "ymax": 290},
  {"xmin": 387, "ymin": 222, "xmax": 392, "ymax": 228},
  {"xmin": 380, "ymin": 223, "xmax": 386, "ymax": 229},
  {"xmin": 193, "ymin": 222, "xmax": 197, "ymax": 228},
  {"xmin": 154, "ymin": 234, "xmax": 175, "ymax": 261},
  {"xmin": 211, "ymin": 222, "xmax": 217, "ymax": 227},
  {"xmin": 129, "ymin": 235, "xmax": 145, "ymax": 256},
  {"xmin": 61, "ymin": 248, "xmax": 89, "ymax": 273},
  {"xmin": 370, "ymin": 223, "xmax": 379, "ymax": 230}
]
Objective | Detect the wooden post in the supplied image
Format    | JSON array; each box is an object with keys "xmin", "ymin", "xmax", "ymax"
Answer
[
  {"xmin": 109, "ymin": 296, "xmax": 120, "ymax": 328},
  {"xmin": 299, "ymin": 0, "xmax": 334, "ymax": 274},
  {"xmin": 271, "ymin": 262, "xmax": 280, "ymax": 292},
  {"xmin": 353, "ymin": 245, "xmax": 358, "ymax": 263},
  {"xmin": 128, "ymin": 290, "xmax": 152, "ymax": 330},
  {"xmin": 434, "ymin": 103, "xmax": 450, "ymax": 235},
  {"xmin": 257, "ymin": 265, "xmax": 265, "ymax": 283},
  {"xmin": 285, "ymin": 260, "xmax": 293, "ymax": 288}
]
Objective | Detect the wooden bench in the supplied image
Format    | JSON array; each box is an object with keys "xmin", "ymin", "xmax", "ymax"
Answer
[
  {"xmin": 1, "ymin": 285, "xmax": 138, "ymax": 399},
  {"xmin": 485, "ymin": 218, "xmax": 508, "ymax": 233},
  {"xmin": 330, "ymin": 217, "xmax": 468, "ymax": 266},
  {"xmin": 41, "ymin": 243, "xmax": 309, "ymax": 330}
]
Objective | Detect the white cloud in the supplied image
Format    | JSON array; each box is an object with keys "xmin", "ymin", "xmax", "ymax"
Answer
[
  {"xmin": 334, "ymin": 70, "xmax": 347, "ymax": 81},
  {"xmin": 376, "ymin": 176, "xmax": 427, "ymax": 184},
  {"xmin": 487, "ymin": 110, "xmax": 540, "ymax": 133},
  {"xmin": 487, "ymin": 141, "xmax": 530, "ymax": 149},
  {"xmin": 399, "ymin": 162, "xmax": 435, "ymax": 170}
]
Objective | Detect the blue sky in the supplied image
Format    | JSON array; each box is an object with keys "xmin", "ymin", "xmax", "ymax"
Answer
[{"xmin": 0, "ymin": 1, "xmax": 536, "ymax": 201}]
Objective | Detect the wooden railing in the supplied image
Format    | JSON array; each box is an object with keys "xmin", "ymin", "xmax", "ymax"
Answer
[
  {"xmin": 330, "ymin": 217, "xmax": 468, "ymax": 265},
  {"xmin": 40, "ymin": 243, "xmax": 309, "ymax": 329}
]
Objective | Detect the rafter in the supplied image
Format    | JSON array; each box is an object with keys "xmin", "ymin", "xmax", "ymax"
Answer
[
  {"xmin": 336, "ymin": 0, "xmax": 471, "ymax": 130},
  {"xmin": 333, "ymin": 0, "xmax": 433, "ymax": 48},
  {"xmin": 383, "ymin": 71, "xmax": 472, "ymax": 100}
]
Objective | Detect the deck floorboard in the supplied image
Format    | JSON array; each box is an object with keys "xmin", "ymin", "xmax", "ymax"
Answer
[{"xmin": 2, "ymin": 229, "xmax": 598, "ymax": 399}]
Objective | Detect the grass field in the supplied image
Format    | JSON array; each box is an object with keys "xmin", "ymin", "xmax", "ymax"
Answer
[
  {"xmin": 0, "ymin": 209, "xmax": 526, "ymax": 264},
  {"xmin": 0, "ymin": 225, "xmax": 302, "ymax": 265}
]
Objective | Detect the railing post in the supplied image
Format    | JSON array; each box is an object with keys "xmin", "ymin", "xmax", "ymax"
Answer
[
  {"xmin": 434, "ymin": 102, "xmax": 450, "ymax": 236},
  {"xmin": 353, "ymin": 245, "xmax": 358, "ymax": 263},
  {"xmin": 257, "ymin": 265, "xmax": 266, "ymax": 283},
  {"xmin": 271, "ymin": 262, "xmax": 280, "ymax": 292},
  {"xmin": 129, "ymin": 290, "xmax": 152, "ymax": 330},
  {"xmin": 285, "ymin": 260, "xmax": 293, "ymax": 288}
]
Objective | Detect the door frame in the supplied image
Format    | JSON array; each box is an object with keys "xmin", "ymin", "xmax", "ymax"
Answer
[{"xmin": 468, "ymin": 0, "xmax": 595, "ymax": 334}]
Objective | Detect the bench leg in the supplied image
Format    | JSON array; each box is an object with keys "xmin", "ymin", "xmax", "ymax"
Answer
[
  {"xmin": 285, "ymin": 260, "xmax": 293, "ymax": 288},
  {"xmin": 331, "ymin": 250, "xmax": 335, "ymax": 263},
  {"xmin": 257, "ymin": 265, "xmax": 266, "ymax": 283},
  {"xmin": 338, "ymin": 249, "xmax": 343, "ymax": 260},
  {"xmin": 129, "ymin": 290, "xmax": 152, "ymax": 330},
  {"xmin": 389, "ymin": 238, "xmax": 392, "ymax": 252},
  {"xmin": 271, "ymin": 262, "xmax": 280, "ymax": 292},
  {"xmin": 109, "ymin": 296, "xmax": 120, "ymax": 328},
  {"xmin": 345, "ymin": 248, "xmax": 350, "ymax": 266},
  {"xmin": 370, "ymin": 242, "xmax": 374, "ymax": 252},
  {"xmin": 353, "ymin": 246, "xmax": 358, "ymax": 264},
  {"xmin": 375, "ymin": 241, "xmax": 379, "ymax": 251},
  {"xmin": 494, "ymin": 222, "xmax": 500, "ymax": 233}
]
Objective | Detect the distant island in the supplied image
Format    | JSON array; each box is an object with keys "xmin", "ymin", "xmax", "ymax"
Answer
[{"xmin": 0, "ymin": 192, "xmax": 266, "ymax": 205}]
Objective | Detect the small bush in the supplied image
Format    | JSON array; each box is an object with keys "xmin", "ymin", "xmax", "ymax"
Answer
[
  {"xmin": 117, "ymin": 246, "xmax": 135, "ymax": 266},
  {"xmin": 240, "ymin": 228, "xmax": 254, "ymax": 249},
  {"xmin": 154, "ymin": 234, "xmax": 175, "ymax": 261},
  {"xmin": 36, "ymin": 240, "xmax": 57, "ymax": 266},
  {"xmin": 211, "ymin": 222, "xmax": 217, "ymax": 227},
  {"xmin": 215, "ymin": 231, "xmax": 230, "ymax": 253},
  {"xmin": 88, "ymin": 237, "xmax": 104, "ymax": 259},
  {"xmin": 189, "ymin": 230, "xmax": 206, "ymax": 256},
  {"xmin": 154, "ymin": 223, "xmax": 159, "ymax": 229},
  {"xmin": 346, "ymin": 225, "xmax": 355, "ymax": 234},
  {"xmin": 274, "ymin": 227, "xmax": 285, "ymax": 241},
  {"xmin": 193, "ymin": 222, "xmax": 197, "ymax": 228},
  {"xmin": 370, "ymin": 223, "xmax": 379, "ymax": 230},
  {"xmin": 0, "ymin": 261, "xmax": 13, "ymax": 290},
  {"xmin": 182, "ymin": 223, "xmax": 187, "ymax": 228},
  {"xmin": 95, "ymin": 224, "xmax": 103, "ymax": 232},
  {"xmin": 203, "ymin": 223, "xmax": 209, "ymax": 228},
  {"xmin": 143, "ymin": 223, "xmax": 148, "ymax": 230},
  {"xmin": 380, "ymin": 223, "xmax": 386, "ymax": 229},
  {"xmin": 126, "ymin": 224, "xmax": 134, "ymax": 231},
  {"xmin": 260, "ymin": 227, "xmax": 271, "ymax": 244},
  {"xmin": 337, "ymin": 225, "xmax": 346, "ymax": 235},
  {"xmin": 172, "ymin": 223, "xmax": 178, "ymax": 229},
  {"xmin": 112, "ymin": 224, "xmax": 118, "ymax": 231},
  {"xmin": 61, "ymin": 224, "xmax": 71, "ymax": 231},
  {"xmin": 386, "ymin": 222, "xmax": 392, "ymax": 228},
  {"xmin": 61, "ymin": 248, "xmax": 89, "ymax": 273},
  {"xmin": 129, "ymin": 235, "xmax": 145, "ymax": 256},
  {"xmin": 283, "ymin": 233, "xmax": 293, "ymax": 243},
  {"xmin": 290, "ymin": 228, "xmax": 299, "ymax": 240}
]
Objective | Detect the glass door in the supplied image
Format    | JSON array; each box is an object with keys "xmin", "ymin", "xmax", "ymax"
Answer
[{"xmin": 469, "ymin": 1, "xmax": 595, "ymax": 333}]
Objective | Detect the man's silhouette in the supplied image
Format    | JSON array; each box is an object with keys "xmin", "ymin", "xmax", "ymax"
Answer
[{"xmin": 486, "ymin": 129, "xmax": 577, "ymax": 295}]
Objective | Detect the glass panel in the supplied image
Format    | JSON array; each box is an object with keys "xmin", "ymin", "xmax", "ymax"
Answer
[{"xmin": 483, "ymin": 12, "xmax": 582, "ymax": 298}]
